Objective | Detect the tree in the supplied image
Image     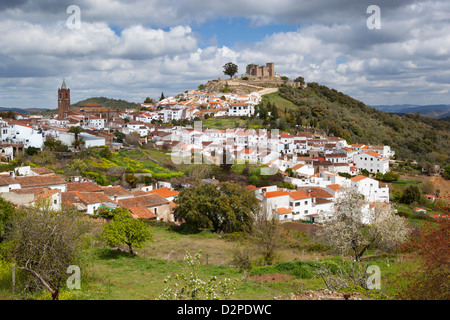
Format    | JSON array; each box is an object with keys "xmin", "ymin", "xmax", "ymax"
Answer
[
  {"xmin": 401, "ymin": 185, "xmax": 421, "ymax": 204},
  {"xmin": 222, "ymin": 62, "xmax": 238, "ymax": 78},
  {"xmin": 250, "ymin": 208, "xmax": 284, "ymax": 265},
  {"xmin": 421, "ymin": 180, "xmax": 435, "ymax": 195},
  {"xmin": 380, "ymin": 171, "xmax": 400, "ymax": 182},
  {"xmin": 30, "ymin": 150, "xmax": 57, "ymax": 166},
  {"xmin": 294, "ymin": 76, "xmax": 305, "ymax": 86},
  {"xmin": 160, "ymin": 92, "xmax": 165, "ymax": 101},
  {"xmin": 221, "ymin": 147, "xmax": 233, "ymax": 173},
  {"xmin": 66, "ymin": 158, "xmax": 88, "ymax": 176},
  {"xmin": 394, "ymin": 218, "xmax": 450, "ymax": 300},
  {"xmin": 71, "ymin": 137, "xmax": 85, "ymax": 151},
  {"xmin": 114, "ymin": 131, "xmax": 126, "ymax": 143},
  {"xmin": 43, "ymin": 137, "xmax": 69, "ymax": 152},
  {"xmin": 5, "ymin": 207, "xmax": 89, "ymax": 300},
  {"xmin": 125, "ymin": 173, "xmax": 139, "ymax": 188},
  {"xmin": 68, "ymin": 126, "xmax": 85, "ymax": 151},
  {"xmin": 96, "ymin": 207, "xmax": 129, "ymax": 220},
  {"xmin": 173, "ymin": 182, "xmax": 259, "ymax": 233},
  {"xmin": 26, "ymin": 146, "xmax": 39, "ymax": 156},
  {"xmin": 144, "ymin": 97, "xmax": 154, "ymax": 103},
  {"xmin": 125, "ymin": 132, "xmax": 141, "ymax": 146},
  {"xmin": 0, "ymin": 197, "xmax": 15, "ymax": 242},
  {"xmin": 318, "ymin": 187, "xmax": 410, "ymax": 261},
  {"xmin": 101, "ymin": 209, "xmax": 153, "ymax": 255}
]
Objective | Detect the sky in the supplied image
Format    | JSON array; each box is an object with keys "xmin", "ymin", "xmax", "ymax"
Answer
[{"xmin": 0, "ymin": 0, "xmax": 449, "ymax": 109}]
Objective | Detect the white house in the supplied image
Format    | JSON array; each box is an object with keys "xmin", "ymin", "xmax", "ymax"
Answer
[
  {"xmin": 56, "ymin": 131, "xmax": 106, "ymax": 148},
  {"xmin": 353, "ymin": 151, "xmax": 390, "ymax": 174},
  {"xmin": 257, "ymin": 187, "xmax": 291, "ymax": 220},
  {"xmin": 228, "ymin": 102, "xmax": 255, "ymax": 117},
  {"xmin": 350, "ymin": 175, "xmax": 390, "ymax": 203},
  {"xmin": 289, "ymin": 190, "xmax": 313, "ymax": 221}
]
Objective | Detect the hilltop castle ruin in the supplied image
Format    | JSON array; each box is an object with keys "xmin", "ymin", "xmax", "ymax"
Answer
[{"xmin": 246, "ymin": 63, "xmax": 275, "ymax": 78}]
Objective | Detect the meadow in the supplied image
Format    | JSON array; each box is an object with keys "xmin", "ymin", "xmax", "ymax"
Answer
[{"xmin": 0, "ymin": 221, "xmax": 418, "ymax": 300}]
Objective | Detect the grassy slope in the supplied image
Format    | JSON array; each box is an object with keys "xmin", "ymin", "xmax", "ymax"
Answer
[
  {"xmin": 0, "ymin": 222, "xmax": 425, "ymax": 300},
  {"xmin": 70, "ymin": 224, "xmax": 415, "ymax": 300}
]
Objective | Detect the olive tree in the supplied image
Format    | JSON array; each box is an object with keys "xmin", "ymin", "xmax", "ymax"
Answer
[
  {"xmin": 5, "ymin": 207, "xmax": 90, "ymax": 300},
  {"xmin": 101, "ymin": 209, "xmax": 153, "ymax": 255}
]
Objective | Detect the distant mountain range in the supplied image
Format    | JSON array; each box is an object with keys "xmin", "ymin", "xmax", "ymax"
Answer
[
  {"xmin": 0, "ymin": 106, "xmax": 52, "ymax": 114},
  {"xmin": 371, "ymin": 104, "xmax": 450, "ymax": 119}
]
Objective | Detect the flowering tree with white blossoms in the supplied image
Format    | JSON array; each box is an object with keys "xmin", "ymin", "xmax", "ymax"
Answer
[
  {"xmin": 157, "ymin": 250, "xmax": 236, "ymax": 300},
  {"xmin": 319, "ymin": 187, "xmax": 410, "ymax": 262}
]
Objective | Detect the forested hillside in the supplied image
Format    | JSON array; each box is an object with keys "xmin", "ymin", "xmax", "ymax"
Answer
[
  {"xmin": 71, "ymin": 97, "xmax": 140, "ymax": 110},
  {"xmin": 261, "ymin": 84, "xmax": 449, "ymax": 166}
]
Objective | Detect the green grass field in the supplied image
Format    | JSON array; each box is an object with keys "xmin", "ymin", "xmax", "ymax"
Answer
[
  {"xmin": 262, "ymin": 92, "xmax": 299, "ymax": 113},
  {"xmin": 0, "ymin": 223, "xmax": 416, "ymax": 300}
]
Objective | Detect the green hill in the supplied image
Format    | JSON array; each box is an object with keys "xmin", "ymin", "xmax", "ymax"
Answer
[
  {"xmin": 260, "ymin": 83, "xmax": 449, "ymax": 166},
  {"xmin": 71, "ymin": 97, "xmax": 140, "ymax": 110}
]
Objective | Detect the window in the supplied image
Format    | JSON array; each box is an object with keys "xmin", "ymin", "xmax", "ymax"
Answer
[
  {"xmin": 54, "ymin": 199, "xmax": 57, "ymax": 204},
  {"xmin": 305, "ymin": 201, "xmax": 308, "ymax": 205}
]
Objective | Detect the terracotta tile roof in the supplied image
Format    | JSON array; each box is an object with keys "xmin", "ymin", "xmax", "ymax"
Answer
[
  {"xmin": 118, "ymin": 194, "xmax": 169, "ymax": 209},
  {"xmin": 364, "ymin": 151, "xmax": 382, "ymax": 159},
  {"xmin": 36, "ymin": 188, "xmax": 60, "ymax": 200},
  {"xmin": 30, "ymin": 167, "xmax": 55, "ymax": 175},
  {"xmin": 315, "ymin": 198, "xmax": 333, "ymax": 204},
  {"xmin": 6, "ymin": 175, "xmax": 66, "ymax": 188},
  {"xmin": 128, "ymin": 206, "xmax": 157, "ymax": 219},
  {"xmin": 289, "ymin": 190, "xmax": 311, "ymax": 200},
  {"xmin": 147, "ymin": 187, "xmax": 179, "ymax": 199},
  {"xmin": 299, "ymin": 187, "xmax": 333, "ymax": 199},
  {"xmin": 326, "ymin": 184, "xmax": 341, "ymax": 191},
  {"xmin": 101, "ymin": 186, "xmax": 133, "ymax": 197},
  {"xmin": 275, "ymin": 207, "xmax": 293, "ymax": 215},
  {"xmin": 350, "ymin": 175, "xmax": 368, "ymax": 182},
  {"xmin": 67, "ymin": 181, "xmax": 104, "ymax": 193},
  {"xmin": 73, "ymin": 191, "xmax": 112, "ymax": 205},
  {"xmin": 11, "ymin": 187, "xmax": 59, "ymax": 199},
  {"xmin": 325, "ymin": 153, "xmax": 347, "ymax": 158},
  {"xmin": 132, "ymin": 190, "xmax": 148, "ymax": 197},
  {"xmin": 263, "ymin": 190, "xmax": 290, "ymax": 198}
]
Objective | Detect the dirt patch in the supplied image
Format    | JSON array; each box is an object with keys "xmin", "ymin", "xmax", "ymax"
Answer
[
  {"xmin": 247, "ymin": 273, "xmax": 293, "ymax": 283},
  {"xmin": 281, "ymin": 221, "xmax": 322, "ymax": 236},
  {"xmin": 433, "ymin": 176, "xmax": 450, "ymax": 204},
  {"xmin": 274, "ymin": 289, "xmax": 365, "ymax": 300}
]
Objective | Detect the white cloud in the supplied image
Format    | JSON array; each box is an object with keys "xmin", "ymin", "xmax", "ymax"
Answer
[{"xmin": 0, "ymin": 0, "xmax": 449, "ymax": 107}]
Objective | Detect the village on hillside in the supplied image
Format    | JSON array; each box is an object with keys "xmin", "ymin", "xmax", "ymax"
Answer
[{"xmin": 0, "ymin": 64, "xmax": 402, "ymax": 225}]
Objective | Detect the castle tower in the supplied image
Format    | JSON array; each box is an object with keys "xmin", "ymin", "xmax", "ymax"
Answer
[
  {"xmin": 266, "ymin": 62, "xmax": 274, "ymax": 77},
  {"xmin": 58, "ymin": 80, "xmax": 70, "ymax": 119}
]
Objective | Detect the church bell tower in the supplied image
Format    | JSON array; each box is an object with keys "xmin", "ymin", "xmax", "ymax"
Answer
[{"xmin": 58, "ymin": 80, "xmax": 70, "ymax": 119}]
